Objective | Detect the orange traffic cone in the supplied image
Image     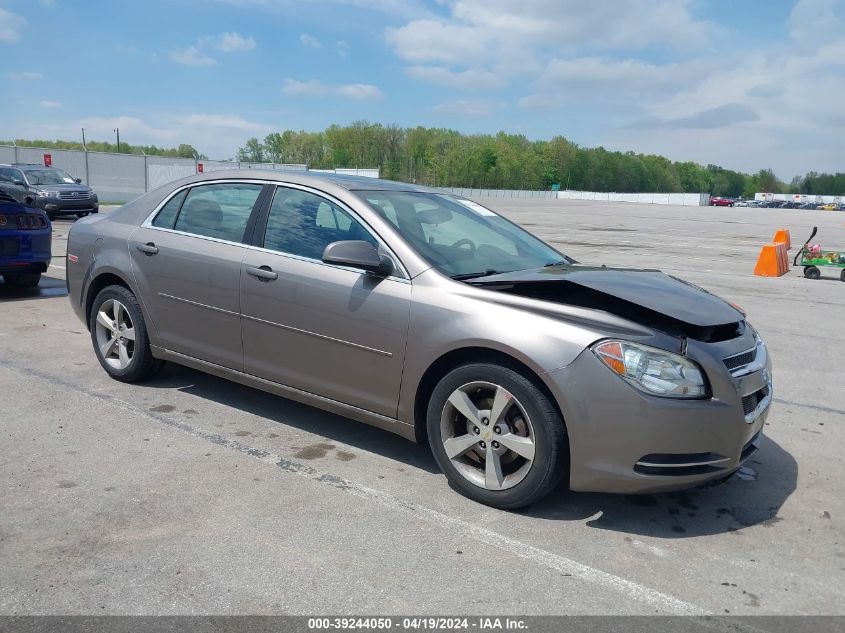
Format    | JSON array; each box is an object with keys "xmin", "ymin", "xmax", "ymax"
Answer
[
  {"xmin": 773, "ymin": 228, "xmax": 791, "ymax": 249},
  {"xmin": 754, "ymin": 243, "xmax": 790, "ymax": 277}
]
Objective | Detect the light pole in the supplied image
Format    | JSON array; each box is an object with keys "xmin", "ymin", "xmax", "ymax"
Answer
[
  {"xmin": 81, "ymin": 128, "xmax": 87, "ymax": 150},
  {"xmin": 113, "ymin": 128, "xmax": 120, "ymax": 153}
]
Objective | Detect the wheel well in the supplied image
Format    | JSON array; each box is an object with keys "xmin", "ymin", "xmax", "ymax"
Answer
[
  {"xmin": 84, "ymin": 273, "xmax": 131, "ymax": 328},
  {"xmin": 412, "ymin": 347, "xmax": 565, "ymax": 443},
  {"xmin": 24, "ymin": 197, "xmax": 34, "ymax": 205}
]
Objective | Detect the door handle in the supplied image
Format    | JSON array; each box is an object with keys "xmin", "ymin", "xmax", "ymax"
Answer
[
  {"xmin": 136, "ymin": 242, "xmax": 159, "ymax": 255},
  {"xmin": 246, "ymin": 265, "xmax": 278, "ymax": 281}
]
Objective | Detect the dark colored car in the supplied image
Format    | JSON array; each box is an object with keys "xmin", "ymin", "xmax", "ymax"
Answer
[
  {"xmin": 0, "ymin": 164, "xmax": 99, "ymax": 220},
  {"xmin": 66, "ymin": 171, "xmax": 771, "ymax": 509},
  {"xmin": 0, "ymin": 190, "xmax": 51, "ymax": 288}
]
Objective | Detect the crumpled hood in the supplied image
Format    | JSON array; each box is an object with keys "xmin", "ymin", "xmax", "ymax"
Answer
[{"xmin": 469, "ymin": 265, "xmax": 743, "ymax": 329}]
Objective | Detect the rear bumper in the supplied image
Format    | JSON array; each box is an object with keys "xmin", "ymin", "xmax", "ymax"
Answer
[
  {"xmin": 0, "ymin": 230, "xmax": 52, "ymax": 273},
  {"xmin": 548, "ymin": 341, "xmax": 772, "ymax": 494}
]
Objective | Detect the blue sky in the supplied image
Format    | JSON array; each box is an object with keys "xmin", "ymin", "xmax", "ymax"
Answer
[{"xmin": 1, "ymin": 0, "xmax": 843, "ymax": 179}]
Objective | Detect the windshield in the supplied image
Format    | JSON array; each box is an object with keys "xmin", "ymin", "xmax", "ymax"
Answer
[
  {"xmin": 23, "ymin": 168, "xmax": 76, "ymax": 186},
  {"xmin": 357, "ymin": 191, "xmax": 570, "ymax": 278}
]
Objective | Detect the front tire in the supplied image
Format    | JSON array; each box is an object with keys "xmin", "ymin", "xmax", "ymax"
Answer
[
  {"xmin": 89, "ymin": 285, "xmax": 163, "ymax": 382},
  {"xmin": 3, "ymin": 271, "xmax": 41, "ymax": 288},
  {"xmin": 804, "ymin": 266, "xmax": 821, "ymax": 280},
  {"xmin": 427, "ymin": 363, "xmax": 568, "ymax": 510}
]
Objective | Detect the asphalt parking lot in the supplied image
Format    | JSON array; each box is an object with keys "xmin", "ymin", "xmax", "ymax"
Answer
[{"xmin": 1, "ymin": 200, "xmax": 843, "ymax": 616}]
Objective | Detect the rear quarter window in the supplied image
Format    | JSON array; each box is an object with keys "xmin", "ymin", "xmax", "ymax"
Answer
[{"xmin": 151, "ymin": 190, "xmax": 188, "ymax": 229}]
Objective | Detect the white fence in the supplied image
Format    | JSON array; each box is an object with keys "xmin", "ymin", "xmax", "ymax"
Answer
[
  {"xmin": 0, "ymin": 145, "xmax": 384, "ymax": 203},
  {"xmin": 557, "ymin": 190, "xmax": 710, "ymax": 206},
  {"xmin": 438, "ymin": 187, "xmax": 558, "ymax": 199},
  {"xmin": 440, "ymin": 188, "xmax": 709, "ymax": 205}
]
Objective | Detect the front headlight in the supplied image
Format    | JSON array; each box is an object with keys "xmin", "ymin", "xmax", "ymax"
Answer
[
  {"xmin": 592, "ymin": 340, "xmax": 708, "ymax": 399},
  {"xmin": 36, "ymin": 190, "xmax": 52, "ymax": 198}
]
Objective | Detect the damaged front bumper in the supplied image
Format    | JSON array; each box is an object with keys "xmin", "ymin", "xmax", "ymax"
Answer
[{"xmin": 546, "ymin": 333, "xmax": 772, "ymax": 494}]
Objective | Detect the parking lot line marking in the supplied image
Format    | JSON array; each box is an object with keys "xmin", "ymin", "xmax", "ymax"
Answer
[
  {"xmin": 1, "ymin": 358, "xmax": 720, "ymax": 617},
  {"xmin": 49, "ymin": 264, "xmax": 66, "ymax": 270}
]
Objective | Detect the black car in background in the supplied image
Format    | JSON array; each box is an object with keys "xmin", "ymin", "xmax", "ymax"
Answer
[{"xmin": 0, "ymin": 164, "xmax": 99, "ymax": 220}]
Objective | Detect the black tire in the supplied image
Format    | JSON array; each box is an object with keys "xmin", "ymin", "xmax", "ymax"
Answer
[
  {"xmin": 427, "ymin": 363, "xmax": 568, "ymax": 510},
  {"xmin": 3, "ymin": 271, "xmax": 41, "ymax": 288},
  {"xmin": 804, "ymin": 266, "xmax": 821, "ymax": 280},
  {"xmin": 89, "ymin": 284, "xmax": 164, "ymax": 382},
  {"xmin": 840, "ymin": 269, "xmax": 845, "ymax": 282},
  {"xmin": 76, "ymin": 212, "xmax": 90, "ymax": 219}
]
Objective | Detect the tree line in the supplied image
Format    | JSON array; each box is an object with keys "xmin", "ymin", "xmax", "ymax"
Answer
[
  {"xmin": 1, "ymin": 138, "xmax": 206, "ymax": 159},
  {"xmin": 5, "ymin": 127, "xmax": 841, "ymax": 196},
  {"xmin": 236, "ymin": 122, "xmax": 843, "ymax": 197}
]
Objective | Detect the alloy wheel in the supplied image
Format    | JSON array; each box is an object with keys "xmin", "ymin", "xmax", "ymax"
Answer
[
  {"xmin": 440, "ymin": 381, "xmax": 536, "ymax": 491},
  {"xmin": 94, "ymin": 299, "xmax": 136, "ymax": 370}
]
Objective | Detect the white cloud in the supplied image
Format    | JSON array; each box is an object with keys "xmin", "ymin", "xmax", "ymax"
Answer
[
  {"xmin": 282, "ymin": 78, "xmax": 383, "ymax": 99},
  {"xmin": 179, "ymin": 113, "xmax": 266, "ymax": 131},
  {"xmin": 39, "ymin": 100, "xmax": 61, "ymax": 108},
  {"xmin": 406, "ymin": 65, "xmax": 503, "ymax": 89},
  {"xmin": 213, "ymin": 32, "xmax": 256, "ymax": 52},
  {"xmin": 9, "ymin": 71, "xmax": 43, "ymax": 80},
  {"xmin": 282, "ymin": 78, "xmax": 329, "ymax": 96},
  {"xmin": 335, "ymin": 83, "xmax": 383, "ymax": 99},
  {"xmin": 0, "ymin": 8, "xmax": 26, "ymax": 43},
  {"xmin": 386, "ymin": 0, "xmax": 712, "ymax": 83},
  {"xmin": 789, "ymin": 0, "xmax": 842, "ymax": 42},
  {"xmin": 433, "ymin": 99, "xmax": 496, "ymax": 117},
  {"xmin": 170, "ymin": 46, "xmax": 217, "ymax": 66},
  {"xmin": 300, "ymin": 33, "xmax": 321, "ymax": 48},
  {"xmin": 170, "ymin": 32, "xmax": 256, "ymax": 66},
  {"xmin": 33, "ymin": 112, "xmax": 273, "ymax": 159}
]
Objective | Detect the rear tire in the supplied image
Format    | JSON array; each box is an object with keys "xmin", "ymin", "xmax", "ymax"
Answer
[
  {"xmin": 427, "ymin": 362, "xmax": 568, "ymax": 510},
  {"xmin": 840, "ymin": 269, "xmax": 845, "ymax": 282},
  {"xmin": 89, "ymin": 285, "xmax": 164, "ymax": 382},
  {"xmin": 804, "ymin": 266, "xmax": 821, "ymax": 280},
  {"xmin": 3, "ymin": 271, "xmax": 41, "ymax": 288}
]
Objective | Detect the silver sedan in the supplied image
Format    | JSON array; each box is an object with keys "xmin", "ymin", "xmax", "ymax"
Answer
[{"xmin": 66, "ymin": 172, "xmax": 772, "ymax": 508}]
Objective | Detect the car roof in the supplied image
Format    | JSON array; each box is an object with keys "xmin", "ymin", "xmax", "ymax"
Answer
[
  {"xmin": 0, "ymin": 163, "xmax": 58, "ymax": 170},
  {"xmin": 180, "ymin": 169, "xmax": 444, "ymax": 194}
]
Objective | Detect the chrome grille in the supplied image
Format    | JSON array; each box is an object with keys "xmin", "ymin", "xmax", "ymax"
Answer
[
  {"xmin": 58, "ymin": 191, "xmax": 91, "ymax": 200},
  {"xmin": 724, "ymin": 347, "xmax": 756, "ymax": 372},
  {"xmin": 741, "ymin": 385, "xmax": 769, "ymax": 416}
]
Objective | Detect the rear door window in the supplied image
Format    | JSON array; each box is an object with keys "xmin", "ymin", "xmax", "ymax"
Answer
[{"xmin": 173, "ymin": 183, "xmax": 263, "ymax": 242}]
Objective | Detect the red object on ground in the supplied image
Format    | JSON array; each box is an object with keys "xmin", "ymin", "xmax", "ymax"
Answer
[
  {"xmin": 197, "ymin": 163, "xmax": 204, "ymax": 173},
  {"xmin": 43, "ymin": 153, "xmax": 52, "ymax": 167}
]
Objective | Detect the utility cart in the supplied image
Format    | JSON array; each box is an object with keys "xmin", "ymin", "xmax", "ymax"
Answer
[{"xmin": 794, "ymin": 226, "xmax": 845, "ymax": 281}]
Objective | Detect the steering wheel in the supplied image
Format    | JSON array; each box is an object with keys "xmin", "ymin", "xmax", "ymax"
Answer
[{"xmin": 450, "ymin": 238, "xmax": 477, "ymax": 256}]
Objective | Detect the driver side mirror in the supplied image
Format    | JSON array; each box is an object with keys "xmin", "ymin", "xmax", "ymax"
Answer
[
  {"xmin": 11, "ymin": 178, "xmax": 25, "ymax": 186},
  {"xmin": 322, "ymin": 240, "xmax": 394, "ymax": 277}
]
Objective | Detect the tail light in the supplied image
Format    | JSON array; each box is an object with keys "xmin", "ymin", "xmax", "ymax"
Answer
[{"xmin": 17, "ymin": 214, "xmax": 49, "ymax": 230}]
